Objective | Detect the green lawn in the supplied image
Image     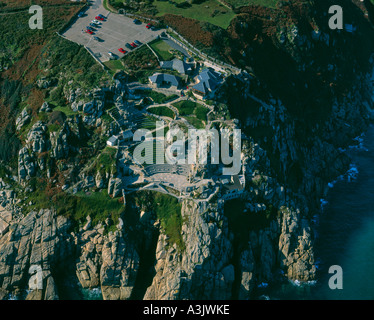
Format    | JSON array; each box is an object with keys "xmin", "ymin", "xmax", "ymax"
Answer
[
  {"xmin": 148, "ymin": 39, "xmax": 175, "ymax": 61},
  {"xmin": 141, "ymin": 90, "xmax": 178, "ymax": 104},
  {"xmin": 104, "ymin": 59, "xmax": 125, "ymax": 74},
  {"xmin": 194, "ymin": 104, "xmax": 209, "ymax": 121},
  {"xmin": 148, "ymin": 106, "xmax": 175, "ymax": 119},
  {"xmin": 173, "ymin": 100, "xmax": 195, "ymax": 115},
  {"xmin": 185, "ymin": 116, "xmax": 205, "ymax": 129},
  {"xmin": 104, "ymin": 0, "xmax": 124, "ymax": 11},
  {"xmin": 225, "ymin": 0, "xmax": 279, "ymax": 9},
  {"xmin": 173, "ymin": 100, "xmax": 209, "ymax": 121},
  {"xmin": 153, "ymin": 0, "xmax": 236, "ymax": 29},
  {"xmin": 108, "ymin": 0, "xmax": 125, "ymax": 9},
  {"xmin": 139, "ymin": 115, "xmax": 159, "ymax": 130}
]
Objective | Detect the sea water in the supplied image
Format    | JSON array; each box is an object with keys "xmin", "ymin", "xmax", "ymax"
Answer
[{"xmin": 256, "ymin": 125, "xmax": 374, "ymax": 300}]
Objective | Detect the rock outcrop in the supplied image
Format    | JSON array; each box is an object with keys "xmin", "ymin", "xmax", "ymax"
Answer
[
  {"xmin": 278, "ymin": 207, "xmax": 316, "ymax": 281},
  {"xmin": 144, "ymin": 200, "xmax": 234, "ymax": 300},
  {"xmin": 0, "ymin": 209, "xmax": 72, "ymax": 299},
  {"xmin": 15, "ymin": 108, "xmax": 31, "ymax": 131},
  {"xmin": 75, "ymin": 225, "xmax": 140, "ymax": 300},
  {"xmin": 0, "ymin": 207, "xmax": 140, "ymax": 300}
]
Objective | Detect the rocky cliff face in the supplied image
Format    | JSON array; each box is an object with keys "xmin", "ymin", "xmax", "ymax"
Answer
[
  {"xmin": 0, "ymin": 0, "xmax": 373, "ymax": 301},
  {"xmin": 0, "ymin": 209, "xmax": 72, "ymax": 300},
  {"xmin": 144, "ymin": 200, "xmax": 234, "ymax": 300},
  {"xmin": 0, "ymin": 205, "xmax": 142, "ymax": 300},
  {"xmin": 142, "ymin": 194, "xmax": 319, "ymax": 299},
  {"xmin": 75, "ymin": 223, "xmax": 140, "ymax": 300}
]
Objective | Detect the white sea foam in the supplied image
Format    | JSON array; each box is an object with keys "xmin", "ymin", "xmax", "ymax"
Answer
[
  {"xmin": 349, "ymin": 133, "xmax": 368, "ymax": 151},
  {"xmin": 320, "ymin": 198, "xmax": 328, "ymax": 212},
  {"xmin": 81, "ymin": 287, "xmax": 102, "ymax": 299},
  {"xmin": 347, "ymin": 163, "xmax": 359, "ymax": 182},
  {"xmin": 289, "ymin": 279, "xmax": 317, "ymax": 287}
]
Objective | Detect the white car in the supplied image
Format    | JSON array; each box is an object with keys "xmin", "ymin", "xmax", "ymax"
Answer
[
  {"xmin": 108, "ymin": 51, "xmax": 118, "ymax": 60},
  {"xmin": 92, "ymin": 20, "xmax": 102, "ymax": 25}
]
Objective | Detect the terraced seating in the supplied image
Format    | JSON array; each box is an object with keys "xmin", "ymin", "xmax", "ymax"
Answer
[{"xmin": 144, "ymin": 164, "xmax": 190, "ymax": 177}]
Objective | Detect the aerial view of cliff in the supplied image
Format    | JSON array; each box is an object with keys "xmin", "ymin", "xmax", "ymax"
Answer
[{"xmin": 0, "ymin": 0, "xmax": 373, "ymax": 306}]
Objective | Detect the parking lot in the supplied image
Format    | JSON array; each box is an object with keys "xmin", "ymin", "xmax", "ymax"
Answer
[{"xmin": 62, "ymin": 0, "xmax": 163, "ymax": 62}]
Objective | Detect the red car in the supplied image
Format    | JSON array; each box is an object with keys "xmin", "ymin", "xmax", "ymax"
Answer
[
  {"xmin": 118, "ymin": 48, "xmax": 127, "ymax": 54},
  {"xmin": 146, "ymin": 23, "xmax": 151, "ymax": 29},
  {"xmin": 95, "ymin": 16, "xmax": 104, "ymax": 21},
  {"xmin": 85, "ymin": 29, "xmax": 94, "ymax": 35},
  {"xmin": 130, "ymin": 42, "xmax": 137, "ymax": 48}
]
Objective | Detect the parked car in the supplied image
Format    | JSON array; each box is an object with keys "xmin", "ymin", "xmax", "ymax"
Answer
[
  {"xmin": 95, "ymin": 16, "xmax": 104, "ymax": 21},
  {"xmin": 118, "ymin": 48, "xmax": 127, "ymax": 54},
  {"xmin": 89, "ymin": 23, "xmax": 96, "ymax": 28},
  {"xmin": 130, "ymin": 42, "xmax": 137, "ymax": 48},
  {"xmin": 98, "ymin": 14, "xmax": 105, "ymax": 18},
  {"xmin": 85, "ymin": 29, "xmax": 94, "ymax": 35},
  {"xmin": 134, "ymin": 40, "xmax": 142, "ymax": 45},
  {"xmin": 146, "ymin": 23, "xmax": 151, "ymax": 29},
  {"xmin": 92, "ymin": 20, "xmax": 101, "ymax": 25},
  {"xmin": 125, "ymin": 43, "xmax": 133, "ymax": 50},
  {"xmin": 93, "ymin": 36, "xmax": 101, "ymax": 41},
  {"xmin": 133, "ymin": 19, "xmax": 140, "ymax": 24},
  {"xmin": 86, "ymin": 26, "xmax": 95, "ymax": 31},
  {"xmin": 78, "ymin": 12, "xmax": 84, "ymax": 18}
]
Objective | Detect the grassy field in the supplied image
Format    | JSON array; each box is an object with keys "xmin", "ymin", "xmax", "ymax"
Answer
[
  {"xmin": 148, "ymin": 39, "xmax": 175, "ymax": 61},
  {"xmin": 153, "ymin": 0, "xmax": 236, "ymax": 29},
  {"xmin": 225, "ymin": 0, "xmax": 279, "ymax": 9},
  {"xmin": 103, "ymin": 0, "xmax": 125, "ymax": 11},
  {"xmin": 96, "ymin": 146, "xmax": 117, "ymax": 173},
  {"xmin": 107, "ymin": 0, "xmax": 125, "ymax": 9},
  {"xmin": 52, "ymin": 105, "xmax": 77, "ymax": 117},
  {"xmin": 139, "ymin": 115, "xmax": 160, "ymax": 130},
  {"xmin": 71, "ymin": 190, "xmax": 125, "ymax": 226},
  {"xmin": 24, "ymin": 180, "xmax": 125, "ymax": 228},
  {"xmin": 148, "ymin": 106, "xmax": 175, "ymax": 118},
  {"xmin": 185, "ymin": 115, "xmax": 205, "ymax": 129},
  {"xmin": 104, "ymin": 59, "xmax": 125, "ymax": 74},
  {"xmin": 173, "ymin": 100, "xmax": 209, "ymax": 120},
  {"xmin": 121, "ymin": 45, "xmax": 159, "ymax": 82},
  {"xmin": 141, "ymin": 90, "xmax": 179, "ymax": 104},
  {"xmin": 154, "ymin": 192, "xmax": 184, "ymax": 250}
]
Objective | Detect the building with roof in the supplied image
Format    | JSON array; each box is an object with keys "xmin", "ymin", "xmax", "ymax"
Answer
[
  {"xmin": 107, "ymin": 135, "xmax": 119, "ymax": 147},
  {"xmin": 221, "ymin": 175, "xmax": 245, "ymax": 200},
  {"xmin": 122, "ymin": 129, "xmax": 134, "ymax": 142},
  {"xmin": 160, "ymin": 59, "xmax": 193, "ymax": 75},
  {"xmin": 191, "ymin": 68, "xmax": 222, "ymax": 99},
  {"xmin": 149, "ymin": 73, "xmax": 181, "ymax": 89}
]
